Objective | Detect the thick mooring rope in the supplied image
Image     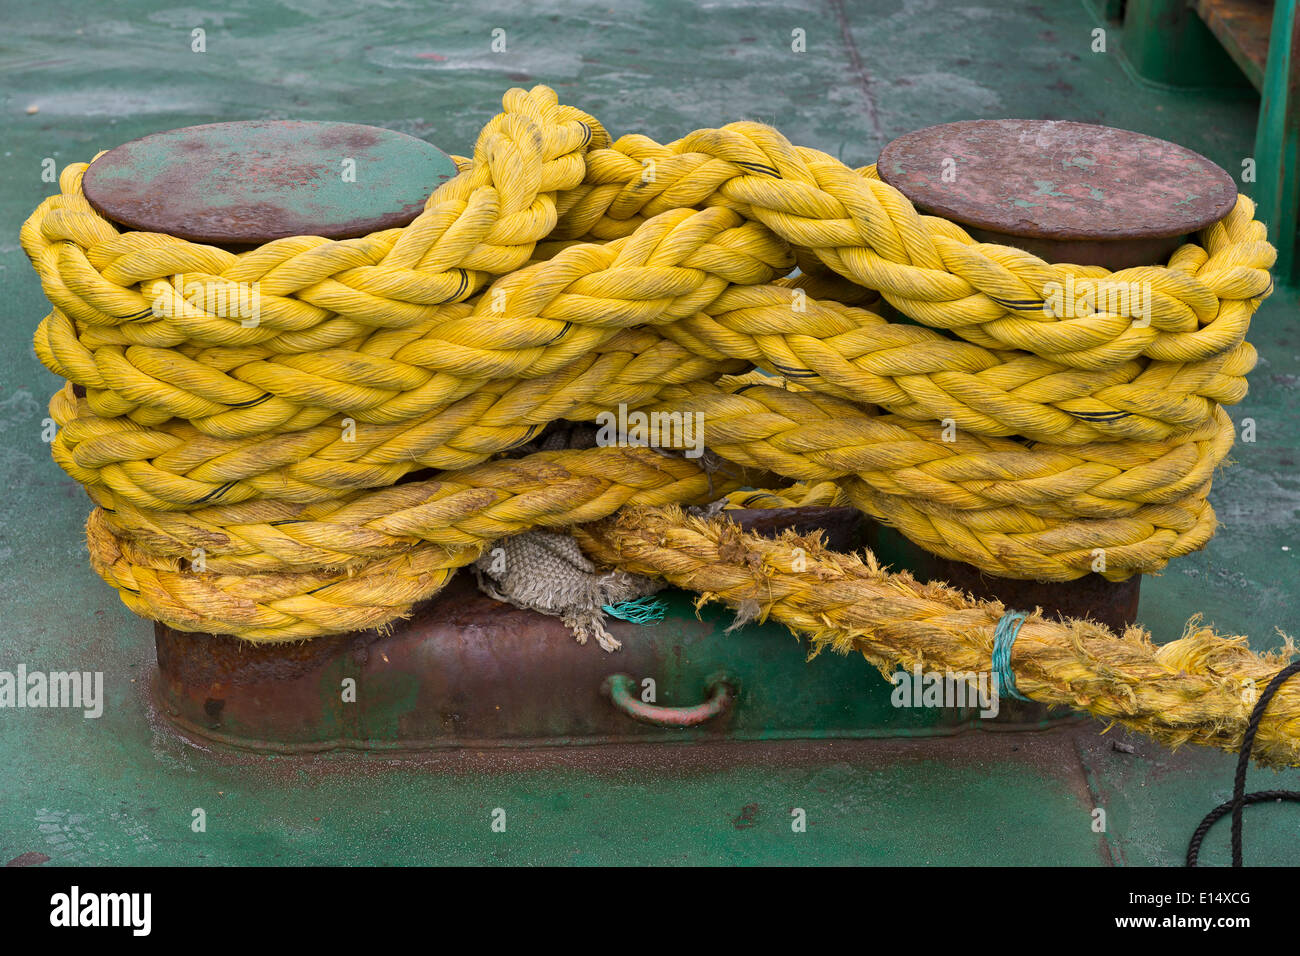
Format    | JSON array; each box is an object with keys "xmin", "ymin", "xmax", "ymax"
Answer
[
  {"xmin": 576, "ymin": 508, "xmax": 1300, "ymax": 768},
  {"xmin": 21, "ymin": 85, "xmax": 1294, "ymax": 762}
]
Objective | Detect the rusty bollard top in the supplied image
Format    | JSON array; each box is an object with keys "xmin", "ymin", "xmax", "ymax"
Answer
[
  {"xmin": 82, "ymin": 119, "xmax": 457, "ymax": 245},
  {"xmin": 877, "ymin": 118, "xmax": 1238, "ymax": 268}
]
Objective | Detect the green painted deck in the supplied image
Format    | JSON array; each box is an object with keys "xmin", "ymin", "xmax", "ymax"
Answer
[{"xmin": 2, "ymin": 0, "xmax": 1298, "ymax": 866}]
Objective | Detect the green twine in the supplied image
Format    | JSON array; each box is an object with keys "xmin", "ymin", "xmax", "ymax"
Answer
[
  {"xmin": 992, "ymin": 610, "xmax": 1031, "ymax": 702},
  {"xmin": 603, "ymin": 595, "xmax": 669, "ymax": 624}
]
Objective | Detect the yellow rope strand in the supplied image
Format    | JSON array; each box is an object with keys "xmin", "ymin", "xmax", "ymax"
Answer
[
  {"xmin": 575, "ymin": 507, "xmax": 1300, "ymax": 768},
  {"xmin": 85, "ymin": 445, "xmax": 757, "ymax": 639}
]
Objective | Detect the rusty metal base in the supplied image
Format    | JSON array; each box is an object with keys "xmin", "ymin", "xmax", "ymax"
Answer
[
  {"xmin": 154, "ymin": 575, "xmax": 732, "ymax": 753},
  {"xmin": 150, "ymin": 508, "xmax": 1111, "ymax": 752}
]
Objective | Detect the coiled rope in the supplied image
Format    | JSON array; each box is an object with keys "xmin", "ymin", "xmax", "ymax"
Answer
[{"xmin": 22, "ymin": 85, "xmax": 1297, "ymax": 763}]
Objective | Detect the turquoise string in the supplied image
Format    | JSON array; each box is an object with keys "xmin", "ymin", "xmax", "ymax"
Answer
[
  {"xmin": 603, "ymin": 595, "xmax": 669, "ymax": 624},
  {"xmin": 992, "ymin": 610, "xmax": 1031, "ymax": 702}
]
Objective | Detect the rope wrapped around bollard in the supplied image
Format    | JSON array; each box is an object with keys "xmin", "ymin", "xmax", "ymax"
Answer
[{"xmin": 20, "ymin": 84, "xmax": 1296, "ymax": 765}]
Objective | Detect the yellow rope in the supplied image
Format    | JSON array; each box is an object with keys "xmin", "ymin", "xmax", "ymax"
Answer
[
  {"xmin": 20, "ymin": 84, "xmax": 1275, "ymax": 633},
  {"xmin": 576, "ymin": 507, "xmax": 1300, "ymax": 768}
]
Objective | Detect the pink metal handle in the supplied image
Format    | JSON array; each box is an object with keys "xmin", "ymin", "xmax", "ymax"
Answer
[{"xmin": 601, "ymin": 673, "xmax": 736, "ymax": 728}]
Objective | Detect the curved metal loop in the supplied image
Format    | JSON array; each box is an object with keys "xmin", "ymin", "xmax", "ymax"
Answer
[{"xmin": 601, "ymin": 673, "xmax": 736, "ymax": 728}]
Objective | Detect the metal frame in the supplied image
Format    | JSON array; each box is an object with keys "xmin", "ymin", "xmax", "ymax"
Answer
[{"xmin": 1122, "ymin": 0, "xmax": 1300, "ymax": 283}]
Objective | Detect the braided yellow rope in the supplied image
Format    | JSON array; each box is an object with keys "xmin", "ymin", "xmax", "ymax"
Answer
[
  {"xmin": 85, "ymin": 445, "xmax": 757, "ymax": 639},
  {"xmin": 21, "ymin": 85, "xmax": 1275, "ymax": 637}
]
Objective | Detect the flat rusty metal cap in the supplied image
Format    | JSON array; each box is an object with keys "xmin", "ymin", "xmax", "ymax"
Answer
[
  {"xmin": 876, "ymin": 119, "xmax": 1237, "ymax": 242},
  {"xmin": 82, "ymin": 120, "xmax": 458, "ymax": 245}
]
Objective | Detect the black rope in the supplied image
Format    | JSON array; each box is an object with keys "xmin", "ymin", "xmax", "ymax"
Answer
[{"xmin": 1186, "ymin": 661, "xmax": 1300, "ymax": 866}]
